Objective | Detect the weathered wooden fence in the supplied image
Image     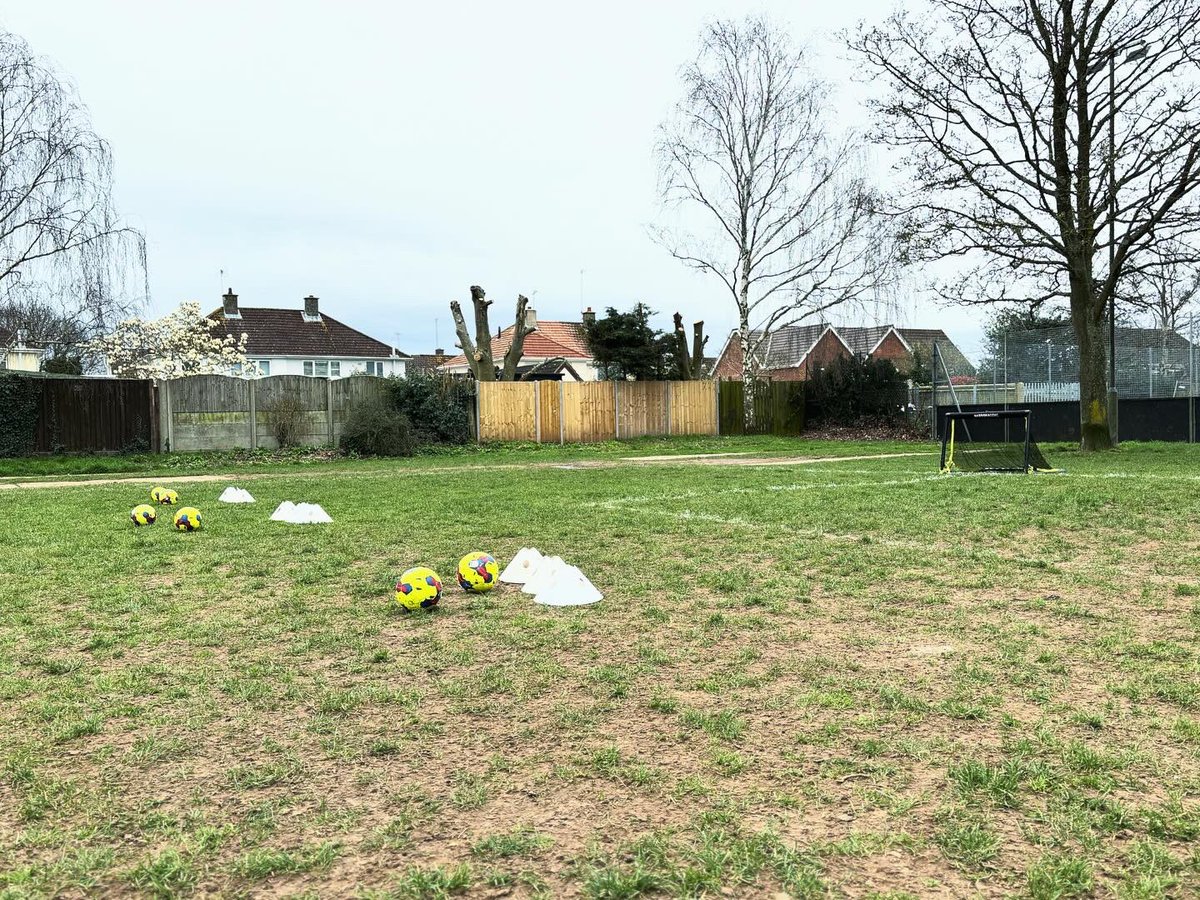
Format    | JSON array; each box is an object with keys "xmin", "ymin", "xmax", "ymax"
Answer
[
  {"xmin": 160, "ymin": 375, "xmax": 390, "ymax": 451},
  {"xmin": 476, "ymin": 380, "xmax": 719, "ymax": 443},
  {"xmin": 718, "ymin": 380, "xmax": 806, "ymax": 436},
  {"xmin": 0, "ymin": 373, "xmax": 156, "ymax": 455}
]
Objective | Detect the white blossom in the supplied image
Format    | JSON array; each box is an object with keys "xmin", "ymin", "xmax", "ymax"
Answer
[{"xmin": 88, "ymin": 301, "xmax": 255, "ymax": 379}]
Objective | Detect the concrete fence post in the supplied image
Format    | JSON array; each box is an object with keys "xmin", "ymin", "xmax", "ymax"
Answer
[
  {"xmin": 326, "ymin": 379, "xmax": 335, "ymax": 447},
  {"xmin": 248, "ymin": 379, "xmax": 257, "ymax": 450},
  {"xmin": 163, "ymin": 379, "xmax": 174, "ymax": 453},
  {"xmin": 613, "ymin": 381, "xmax": 621, "ymax": 439}
]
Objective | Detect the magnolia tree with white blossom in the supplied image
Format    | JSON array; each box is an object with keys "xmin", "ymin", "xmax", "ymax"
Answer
[{"xmin": 91, "ymin": 301, "xmax": 254, "ymax": 379}]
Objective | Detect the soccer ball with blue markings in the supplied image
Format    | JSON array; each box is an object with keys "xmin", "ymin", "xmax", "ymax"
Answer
[{"xmin": 395, "ymin": 566, "xmax": 442, "ymax": 612}]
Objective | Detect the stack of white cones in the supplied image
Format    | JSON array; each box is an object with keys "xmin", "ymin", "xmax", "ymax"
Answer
[
  {"xmin": 218, "ymin": 487, "xmax": 256, "ymax": 503},
  {"xmin": 500, "ymin": 548, "xmax": 602, "ymax": 606},
  {"xmin": 270, "ymin": 501, "xmax": 332, "ymax": 524}
]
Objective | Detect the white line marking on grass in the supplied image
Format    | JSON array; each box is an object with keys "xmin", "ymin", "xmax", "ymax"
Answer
[{"xmin": 587, "ymin": 475, "xmax": 942, "ymax": 510}]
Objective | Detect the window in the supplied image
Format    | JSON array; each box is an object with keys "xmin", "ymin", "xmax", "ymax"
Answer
[
  {"xmin": 364, "ymin": 361, "xmax": 384, "ymax": 376},
  {"xmin": 303, "ymin": 360, "xmax": 338, "ymax": 378},
  {"xmin": 314, "ymin": 361, "xmax": 329, "ymax": 377},
  {"xmin": 330, "ymin": 361, "xmax": 340, "ymax": 377},
  {"xmin": 303, "ymin": 361, "xmax": 313, "ymax": 376},
  {"xmin": 256, "ymin": 360, "xmax": 270, "ymax": 376}
]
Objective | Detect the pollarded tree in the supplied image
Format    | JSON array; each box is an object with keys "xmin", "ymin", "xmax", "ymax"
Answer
[
  {"xmin": 849, "ymin": 0, "xmax": 1200, "ymax": 449},
  {"xmin": 90, "ymin": 302, "xmax": 253, "ymax": 379},
  {"xmin": 448, "ymin": 285, "xmax": 536, "ymax": 381},
  {"xmin": 0, "ymin": 30, "xmax": 145, "ymax": 338},
  {"xmin": 655, "ymin": 15, "xmax": 899, "ymax": 425}
]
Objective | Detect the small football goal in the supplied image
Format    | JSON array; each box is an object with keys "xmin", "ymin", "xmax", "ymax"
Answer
[{"xmin": 940, "ymin": 410, "xmax": 1057, "ymax": 474}]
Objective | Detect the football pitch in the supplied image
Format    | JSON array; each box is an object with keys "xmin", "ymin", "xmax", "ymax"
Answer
[{"xmin": 1, "ymin": 439, "xmax": 1198, "ymax": 898}]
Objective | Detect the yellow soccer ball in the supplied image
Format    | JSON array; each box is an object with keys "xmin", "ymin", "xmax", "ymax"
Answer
[
  {"xmin": 151, "ymin": 486, "xmax": 179, "ymax": 505},
  {"xmin": 395, "ymin": 566, "xmax": 442, "ymax": 612},
  {"xmin": 456, "ymin": 552, "xmax": 499, "ymax": 593},
  {"xmin": 173, "ymin": 507, "xmax": 202, "ymax": 531},
  {"xmin": 130, "ymin": 504, "xmax": 157, "ymax": 526}
]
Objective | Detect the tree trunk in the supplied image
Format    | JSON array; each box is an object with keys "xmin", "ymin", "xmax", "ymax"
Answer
[
  {"xmin": 1074, "ymin": 304, "xmax": 1113, "ymax": 451},
  {"xmin": 738, "ymin": 256, "xmax": 755, "ymax": 431},
  {"xmin": 500, "ymin": 294, "xmax": 533, "ymax": 381},
  {"xmin": 672, "ymin": 312, "xmax": 692, "ymax": 379},
  {"xmin": 470, "ymin": 286, "xmax": 496, "ymax": 382},
  {"xmin": 738, "ymin": 308, "xmax": 755, "ymax": 433},
  {"xmin": 691, "ymin": 320, "xmax": 706, "ymax": 376}
]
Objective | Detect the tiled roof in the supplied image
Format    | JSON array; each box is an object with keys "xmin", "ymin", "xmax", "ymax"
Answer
[
  {"xmin": 445, "ymin": 320, "xmax": 591, "ymax": 368},
  {"xmin": 408, "ymin": 352, "xmax": 455, "ymax": 374},
  {"xmin": 208, "ymin": 307, "xmax": 407, "ymax": 359},
  {"xmin": 741, "ymin": 323, "xmax": 974, "ymax": 373}
]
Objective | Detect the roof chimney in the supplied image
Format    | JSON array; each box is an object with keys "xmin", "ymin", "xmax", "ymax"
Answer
[
  {"xmin": 582, "ymin": 306, "xmax": 596, "ymax": 327},
  {"xmin": 525, "ymin": 307, "xmax": 538, "ymax": 330},
  {"xmin": 435, "ymin": 348, "xmax": 444, "ymax": 356},
  {"xmin": 303, "ymin": 295, "xmax": 320, "ymax": 321},
  {"xmin": 222, "ymin": 288, "xmax": 240, "ymax": 319},
  {"xmin": 15, "ymin": 329, "xmax": 26, "ymax": 348}
]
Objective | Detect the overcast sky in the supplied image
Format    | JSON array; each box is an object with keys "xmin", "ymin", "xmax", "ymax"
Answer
[{"xmin": 3, "ymin": 0, "xmax": 990, "ymax": 362}]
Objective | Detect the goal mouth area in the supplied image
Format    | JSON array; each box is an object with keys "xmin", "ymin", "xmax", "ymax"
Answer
[{"xmin": 939, "ymin": 410, "xmax": 1060, "ymax": 475}]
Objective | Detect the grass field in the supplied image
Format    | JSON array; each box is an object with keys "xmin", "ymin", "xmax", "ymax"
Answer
[{"xmin": 1, "ymin": 438, "xmax": 1199, "ymax": 898}]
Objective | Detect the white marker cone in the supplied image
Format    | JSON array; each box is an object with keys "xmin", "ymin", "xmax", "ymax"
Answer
[
  {"xmin": 500, "ymin": 547, "xmax": 544, "ymax": 584},
  {"xmin": 534, "ymin": 565, "xmax": 602, "ymax": 606},
  {"xmin": 521, "ymin": 556, "xmax": 564, "ymax": 595},
  {"xmin": 270, "ymin": 501, "xmax": 296, "ymax": 521},
  {"xmin": 219, "ymin": 487, "xmax": 255, "ymax": 503}
]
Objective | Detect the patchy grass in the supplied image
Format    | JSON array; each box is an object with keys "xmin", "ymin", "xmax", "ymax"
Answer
[{"xmin": 1, "ymin": 439, "xmax": 1200, "ymax": 896}]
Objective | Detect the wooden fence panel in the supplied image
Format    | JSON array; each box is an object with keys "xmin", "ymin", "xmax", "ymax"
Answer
[
  {"xmin": 670, "ymin": 380, "xmax": 718, "ymax": 436},
  {"xmin": 718, "ymin": 380, "xmax": 804, "ymax": 436},
  {"xmin": 538, "ymin": 381, "xmax": 561, "ymax": 443},
  {"xmin": 32, "ymin": 376, "xmax": 155, "ymax": 453},
  {"xmin": 478, "ymin": 382, "xmax": 537, "ymax": 441},
  {"xmin": 619, "ymin": 382, "xmax": 669, "ymax": 438},
  {"xmin": 331, "ymin": 376, "xmax": 390, "ymax": 445},
  {"xmin": 562, "ymin": 382, "xmax": 617, "ymax": 442}
]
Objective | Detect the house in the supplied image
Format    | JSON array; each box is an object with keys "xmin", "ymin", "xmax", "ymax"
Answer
[
  {"xmin": 442, "ymin": 307, "xmax": 599, "ymax": 381},
  {"xmin": 407, "ymin": 348, "xmax": 455, "ymax": 375},
  {"xmin": 713, "ymin": 323, "xmax": 975, "ymax": 382},
  {"xmin": 208, "ymin": 290, "xmax": 408, "ymax": 378},
  {"xmin": 0, "ymin": 326, "xmax": 46, "ymax": 372}
]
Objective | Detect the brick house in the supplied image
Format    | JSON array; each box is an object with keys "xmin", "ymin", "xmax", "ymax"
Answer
[{"xmin": 713, "ymin": 324, "xmax": 974, "ymax": 381}]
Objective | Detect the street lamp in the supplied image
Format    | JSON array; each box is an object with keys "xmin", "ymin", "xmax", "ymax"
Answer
[{"xmin": 1088, "ymin": 40, "xmax": 1150, "ymax": 444}]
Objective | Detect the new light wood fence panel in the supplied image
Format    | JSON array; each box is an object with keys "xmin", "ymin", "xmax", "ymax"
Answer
[
  {"xmin": 618, "ymin": 382, "xmax": 670, "ymax": 438},
  {"xmin": 478, "ymin": 381, "xmax": 537, "ymax": 441},
  {"xmin": 561, "ymin": 382, "xmax": 618, "ymax": 442},
  {"xmin": 476, "ymin": 380, "xmax": 718, "ymax": 443},
  {"xmin": 670, "ymin": 380, "xmax": 718, "ymax": 435},
  {"xmin": 538, "ymin": 381, "xmax": 561, "ymax": 443}
]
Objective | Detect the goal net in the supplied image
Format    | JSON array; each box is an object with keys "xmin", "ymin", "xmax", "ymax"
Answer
[{"xmin": 940, "ymin": 410, "xmax": 1057, "ymax": 474}]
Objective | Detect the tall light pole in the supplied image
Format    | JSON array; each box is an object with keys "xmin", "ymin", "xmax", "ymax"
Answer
[{"xmin": 1089, "ymin": 41, "xmax": 1149, "ymax": 444}]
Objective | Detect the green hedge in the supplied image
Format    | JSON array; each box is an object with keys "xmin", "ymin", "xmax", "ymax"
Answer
[{"xmin": 0, "ymin": 374, "xmax": 41, "ymax": 457}]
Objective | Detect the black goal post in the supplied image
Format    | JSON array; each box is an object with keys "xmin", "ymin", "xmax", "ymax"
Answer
[{"xmin": 939, "ymin": 409, "xmax": 1057, "ymax": 474}]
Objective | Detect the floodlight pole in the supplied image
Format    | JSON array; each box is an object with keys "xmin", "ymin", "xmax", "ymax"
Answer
[{"xmin": 1107, "ymin": 50, "xmax": 1119, "ymax": 445}]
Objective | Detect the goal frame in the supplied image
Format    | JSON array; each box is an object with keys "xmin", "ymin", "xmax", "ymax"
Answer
[{"xmin": 940, "ymin": 409, "xmax": 1039, "ymax": 474}]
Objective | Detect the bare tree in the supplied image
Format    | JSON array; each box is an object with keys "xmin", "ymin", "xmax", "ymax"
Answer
[
  {"xmin": 449, "ymin": 285, "xmax": 535, "ymax": 381},
  {"xmin": 1123, "ymin": 242, "xmax": 1199, "ymax": 333},
  {"xmin": 655, "ymin": 16, "xmax": 898, "ymax": 424},
  {"xmin": 850, "ymin": 0, "xmax": 1200, "ymax": 450},
  {"xmin": 671, "ymin": 311, "xmax": 708, "ymax": 379},
  {"xmin": 0, "ymin": 30, "xmax": 145, "ymax": 338}
]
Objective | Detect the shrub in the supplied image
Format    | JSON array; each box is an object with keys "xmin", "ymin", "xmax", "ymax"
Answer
[
  {"xmin": 0, "ymin": 374, "xmax": 41, "ymax": 457},
  {"xmin": 805, "ymin": 355, "xmax": 908, "ymax": 426},
  {"xmin": 263, "ymin": 393, "xmax": 308, "ymax": 448},
  {"xmin": 388, "ymin": 373, "xmax": 474, "ymax": 445},
  {"xmin": 340, "ymin": 394, "xmax": 416, "ymax": 457}
]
